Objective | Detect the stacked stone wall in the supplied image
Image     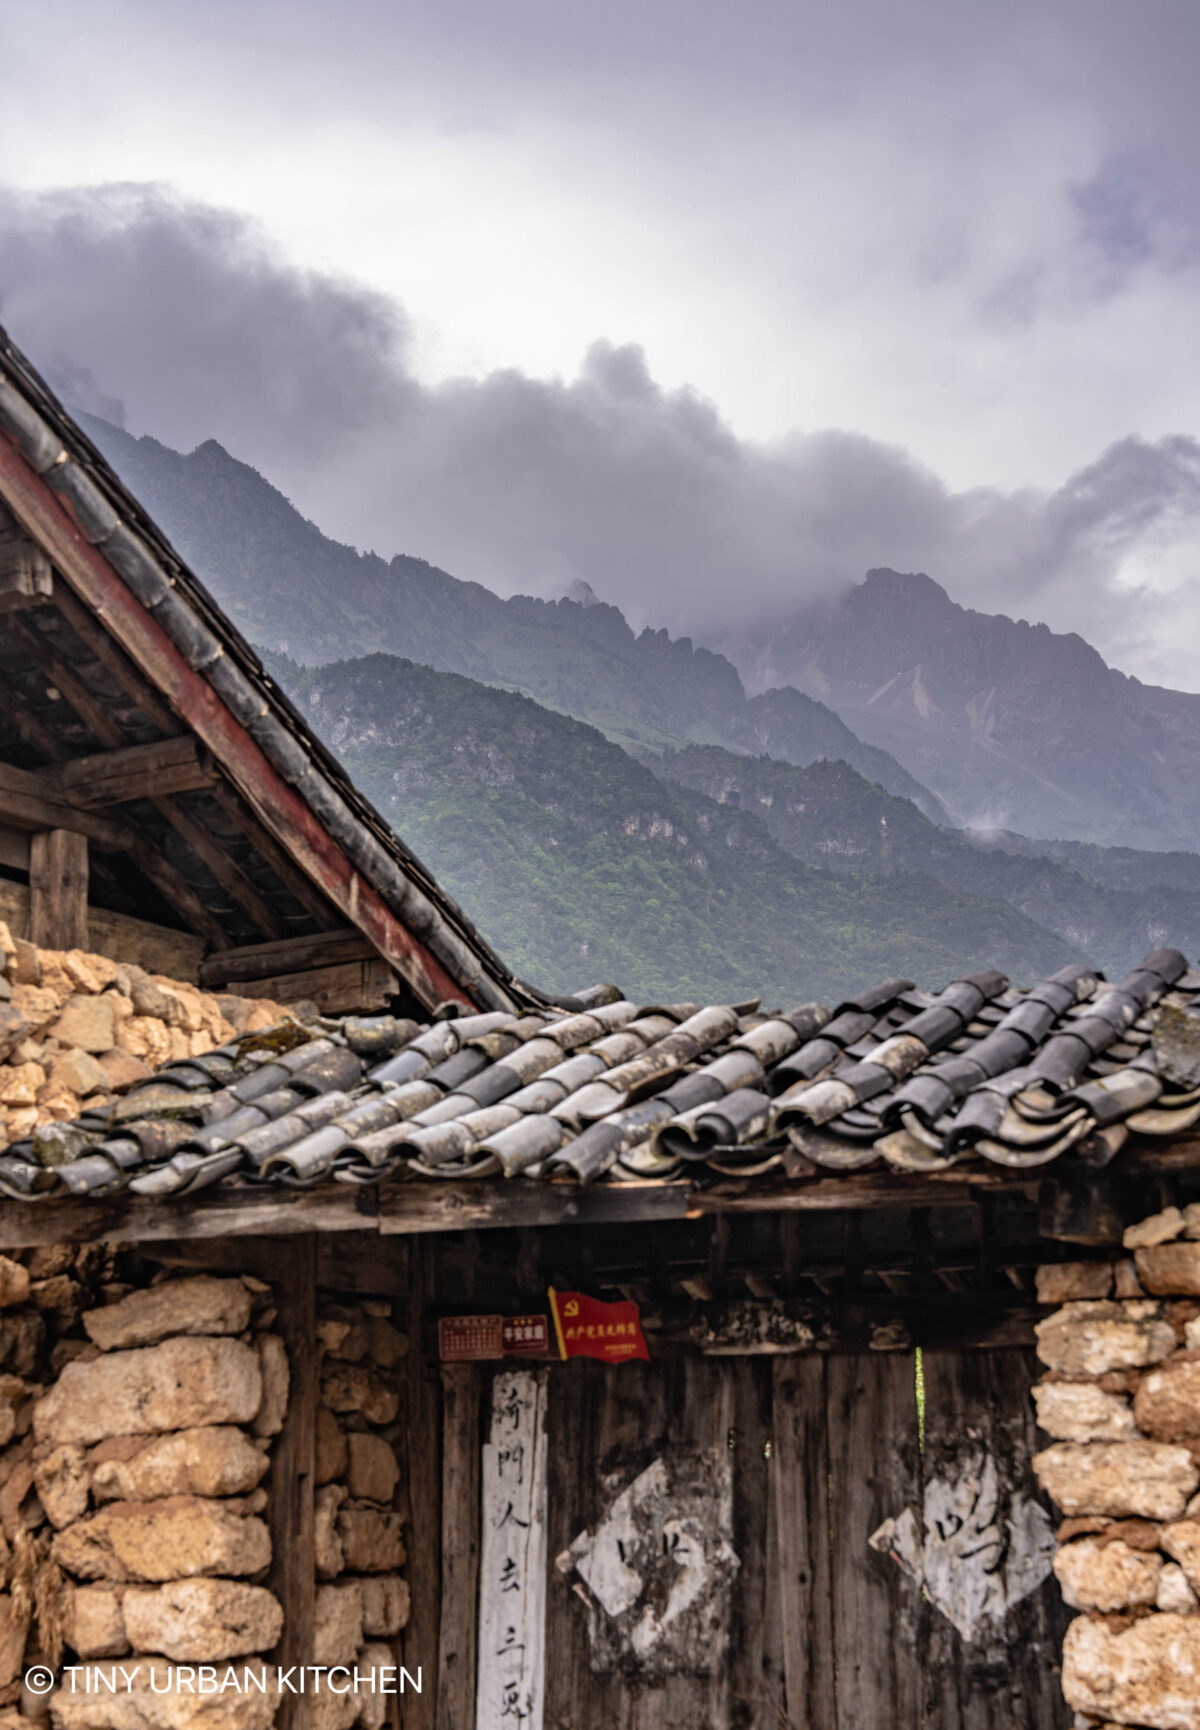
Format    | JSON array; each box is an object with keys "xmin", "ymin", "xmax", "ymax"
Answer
[
  {"xmin": 312, "ymin": 1297, "xmax": 410, "ymax": 1730},
  {"xmin": 0, "ymin": 925, "xmax": 293, "ymax": 1150},
  {"xmin": 1035, "ymin": 1205, "xmax": 1200, "ymax": 1729}
]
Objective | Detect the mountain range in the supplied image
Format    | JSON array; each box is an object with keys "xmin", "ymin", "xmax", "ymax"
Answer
[{"xmin": 74, "ymin": 410, "xmax": 1200, "ymax": 994}]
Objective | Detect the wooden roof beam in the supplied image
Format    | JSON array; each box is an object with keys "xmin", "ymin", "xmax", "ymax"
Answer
[{"xmin": 49, "ymin": 737, "xmax": 214, "ymax": 806}]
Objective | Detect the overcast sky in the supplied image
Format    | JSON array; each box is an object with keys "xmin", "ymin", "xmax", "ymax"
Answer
[{"xmin": 3, "ymin": 1, "xmax": 1200, "ymax": 685}]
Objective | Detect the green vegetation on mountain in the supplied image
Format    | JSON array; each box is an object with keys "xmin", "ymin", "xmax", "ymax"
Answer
[
  {"xmin": 80, "ymin": 413, "xmax": 948, "ymax": 818},
  {"xmin": 658, "ymin": 745, "xmax": 1200, "ymax": 977},
  {"xmin": 266, "ymin": 650, "xmax": 1084, "ymax": 1003}
]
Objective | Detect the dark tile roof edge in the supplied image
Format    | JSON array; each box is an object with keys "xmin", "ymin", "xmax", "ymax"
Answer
[{"xmin": 0, "ymin": 322, "xmax": 547, "ymax": 1016}]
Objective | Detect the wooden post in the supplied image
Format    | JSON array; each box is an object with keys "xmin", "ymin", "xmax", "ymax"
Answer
[
  {"xmin": 435, "ymin": 1366, "xmax": 481, "ymax": 1729},
  {"xmin": 29, "ymin": 828, "xmax": 88, "ymax": 949},
  {"xmin": 266, "ymin": 1233, "xmax": 317, "ymax": 1730},
  {"xmin": 401, "ymin": 1238, "xmax": 441, "ymax": 1729}
]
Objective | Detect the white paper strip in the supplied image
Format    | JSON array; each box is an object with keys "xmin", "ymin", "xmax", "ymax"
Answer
[{"xmin": 475, "ymin": 1366, "xmax": 548, "ymax": 1730}]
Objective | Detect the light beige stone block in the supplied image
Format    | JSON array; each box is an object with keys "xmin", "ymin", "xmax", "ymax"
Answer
[
  {"xmin": 83, "ymin": 1279, "xmax": 253, "ymax": 1353},
  {"xmin": 1033, "ymin": 1381, "xmax": 1137, "ymax": 1443},
  {"xmin": 122, "ymin": 1580, "xmax": 283, "ymax": 1662},
  {"xmin": 1036, "ymin": 1301, "xmax": 1177, "ymax": 1376},
  {"xmin": 1063, "ymin": 1613, "xmax": 1200, "ymax": 1729},
  {"xmin": 52, "ymin": 1497, "xmax": 270, "ymax": 1583},
  {"xmin": 35, "ymin": 1337, "xmax": 262, "ymax": 1445},
  {"xmin": 1034, "ymin": 1441, "xmax": 1200, "ymax": 1519},
  {"xmin": 1125, "ymin": 1208, "xmax": 1186, "ymax": 1249},
  {"xmin": 1053, "ymin": 1536, "xmax": 1162, "ymax": 1611},
  {"xmin": 90, "ymin": 1428, "xmax": 269, "ymax": 1503}
]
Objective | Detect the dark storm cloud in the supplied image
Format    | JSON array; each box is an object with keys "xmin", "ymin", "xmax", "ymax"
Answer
[{"xmin": 2, "ymin": 184, "xmax": 1199, "ymax": 679}]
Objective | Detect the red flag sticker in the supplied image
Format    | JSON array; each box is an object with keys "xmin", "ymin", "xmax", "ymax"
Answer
[{"xmin": 549, "ymin": 1288, "xmax": 649, "ymax": 1363}]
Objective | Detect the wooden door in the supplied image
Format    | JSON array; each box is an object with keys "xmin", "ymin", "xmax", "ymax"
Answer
[{"xmin": 440, "ymin": 1348, "xmax": 1068, "ymax": 1730}]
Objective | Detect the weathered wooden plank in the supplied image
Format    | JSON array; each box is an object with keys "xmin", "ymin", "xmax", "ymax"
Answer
[
  {"xmin": 0, "ymin": 759, "xmax": 134, "ymax": 848},
  {"xmin": 0, "ymin": 824, "xmax": 29, "ymax": 872},
  {"xmin": 436, "ymin": 1366, "xmax": 481, "ymax": 1730},
  {"xmin": 772, "ymin": 1355, "xmax": 837, "ymax": 1729},
  {"xmin": 228, "ymin": 957, "xmax": 399, "ymax": 1013},
  {"xmin": 475, "ymin": 1366, "xmax": 549, "ymax": 1730},
  {"xmin": 29, "ymin": 827, "xmax": 88, "ymax": 949},
  {"xmin": 199, "ymin": 927, "xmax": 374, "ymax": 986},
  {"xmin": 51, "ymin": 736, "xmax": 212, "ymax": 805},
  {"xmin": 266, "ymin": 1233, "xmax": 316, "ymax": 1730},
  {"xmin": 726, "ymin": 1357, "xmax": 785, "ymax": 1728},
  {"xmin": 918, "ymin": 1348, "xmax": 1065, "ymax": 1730},
  {"xmin": 826, "ymin": 1351, "xmax": 923, "ymax": 1727},
  {"xmin": 379, "ymin": 1181, "xmax": 692, "ymax": 1236},
  {"xmin": 399, "ymin": 1239, "xmax": 441, "ymax": 1729},
  {"xmin": 0, "ymin": 1185, "xmax": 378, "ymax": 1250}
]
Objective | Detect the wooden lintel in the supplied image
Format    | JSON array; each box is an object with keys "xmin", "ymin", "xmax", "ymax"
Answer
[
  {"xmin": 0, "ymin": 1142, "xmax": 1194, "ymax": 1252},
  {"xmin": 0, "ymin": 823, "xmax": 30, "ymax": 873},
  {"xmin": 0, "ymin": 760, "xmax": 135, "ymax": 849},
  {"xmin": 29, "ymin": 828, "xmax": 88, "ymax": 949},
  {"xmin": 198, "ymin": 927, "xmax": 376, "ymax": 987},
  {"xmin": 50, "ymin": 736, "xmax": 214, "ymax": 806},
  {"xmin": 225, "ymin": 958, "xmax": 399, "ymax": 1015}
]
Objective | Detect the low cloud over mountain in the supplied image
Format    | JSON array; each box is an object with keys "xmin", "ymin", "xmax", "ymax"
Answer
[{"xmin": 3, "ymin": 184, "xmax": 1200, "ymax": 687}]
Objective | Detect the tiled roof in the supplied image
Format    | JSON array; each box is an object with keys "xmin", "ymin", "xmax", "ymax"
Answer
[{"xmin": 3, "ymin": 949, "xmax": 1199, "ymax": 1204}]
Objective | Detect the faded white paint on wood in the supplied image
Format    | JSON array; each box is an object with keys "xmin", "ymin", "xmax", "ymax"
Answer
[
  {"xmin": 475, "ymin": 1367, "xmax": 548, "ymax": 1730},
  {"xmin": 869, "ymin": 1447, "xmax": 1055, "ymax": 1643},
  {"xmin": 563, "ymin": 1450, "xmax": 740, "ymax": 1679}
]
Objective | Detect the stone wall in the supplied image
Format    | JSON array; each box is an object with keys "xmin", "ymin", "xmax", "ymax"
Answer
[
  {"xmin": 0, "ymin": 925, "xmax": 293, "ymax": 1150},
  {"xmin": 0, "ymin": 1247, "xmax": 413, "ymax": 1729},
  {"xmin": 313, "ymin": 1298, "xmax": 410, "ymax": 1730},
  {"xmin": 1034, "ymin": 1205, "xmax": 1200, "ymax": 1729}
]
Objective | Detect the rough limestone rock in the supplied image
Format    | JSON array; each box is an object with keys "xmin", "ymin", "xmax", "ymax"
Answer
[
  {"xmin": 1138, "ymin": 1243, "xmax": 1200, "ymax": 1297},
  {"xmin": 0, "ymin": 1595, "xmax": 29, "ymax": 1688},
  {"xmin": 52, "ymin": 1497, "xmax": 271, "ymax": 1583},
  {"xmin": 84, "ymin": 1279, "xmax": 253, "ymax": 1353},
  {"xmin": 366, "ymin": 1314, "xmax": 407, "ymax": 1370},
  {"xmin": 1125, "ymin": 1208, "xmax": 1187, "ymax": 1250},
  {"xmin": 1163, "ymin": 1521, "xmax": 1200, "ymax": 1594},
  {"xmin": 50, "ymin": 994, "xmax": 116, "ymax": 1053},
  {"xmin": 1053, "ymin": 1536, "xmax": 1162, "ymax": 1611},
  {"xmin": 315, "ymin": 1485, "xmax": 346, "ymax": 1580},
  {"xmin": 356, "ymin": 1643, "xmax": 394, "ymax": 1730},
  {"xmin": 1135, "ymin": 1358, "xmax": 1200, "ymax": 1441},
  {"xmin": 1034, "ymin": 1441, "xmax": 1200, "ymax": 1520},
  {"xmin": 250, "ymin": 1336, "xmax": 287, "ymax": 1439},
  {"xmin": 50, "ymin": 1659, "xmax": 279, "ymax": 1728},
  {"xmin": 90, "ymin": 1428, "xmax": 269, "ymax": 1503},
  {"xmin": 35, "ymin": 1337, "xmax": 262, "ymax": 1444},
  {"xmin": 359, "ymin": 1574, "xmax": 410, "ymax": 1638},
  {"xmin": 1033, "ymin": 1381, "xmax": 1137, "ymax": 1443},
  {"xmin": 335, "ymin": 1507, "xmax": 406, "ymax": 1574},
  {"xmin": 1036, "ymin": 1301, "xmax": 1177, "ymax": 1376},
  {"xmin": 1063, "ymin": 1612, "xmax": 1200, "ymax": 1729},
  {"xmin": 123, "ymin": 1580, "xmax": 283, "ymax": 1662},
  {"xmin": 64, "ymin": 1584, "xmax": 129, "ymax": 1658},
  {"xmin": 309, "ymin": 1687, "xmax": 359, "ymax": 1730},
  {"xmin": 1037, "ymin": 1263, "xmax": 1115, "ymax": 1304},
  {"xmin": 317, "ymin": 1314, "xmax": 367, "ymax": 1363},
  {"xmin": 319, "ymin": 1364, "xmax": 398, "ymax": 1426},
  {"xmin": 314, "ymin": 1581, "xmax": 364, "ymax": 1666},
  {"xmin": 34, "ymin": 1443, "xmax": 90, "ymax": 1528},
  {"xmin": 0, "ymin": 1260, "xmax": 29, "ymax": 1311},
  {"xmin": 346, "ymin": 1434, "xmax": 399, "ymax": 1505},
  {"xmin": 1160, "ymin": 1561, "xmax": 1200, "ymax": 1612},
  {"xmin": 315, "ymin": 1410, "xmax": 347, "ymax": 1487}
]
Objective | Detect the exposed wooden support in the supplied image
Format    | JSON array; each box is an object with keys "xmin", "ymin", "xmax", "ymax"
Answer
[
  {"xmin": 0, "ymin": 759, "xmax": 134, "ymax": 849},
  {"xmin": 436, "ymin": 1366, "xmax": 481, "ymax": 1730},
  {"xmin": 266, "ymin": 1234, "xmax": 317, "ymax": 1730},
  {"xmin": 0, "ymin": 823, "xmax": 29, "ymax": 872},
  {"xmin": 0, "ymin": 537, "xmax": 53, "ymax": 609},
  {"xmin": 0, "ymin": 439, "xmax": 476, "ymax": 1007},
  {"xmin": 51, "ymin": 736, "xmax": 214, "ymax": 806},
  {"xmin": 13, "ymin": 614, "xmax": 281, "ymax": 940},
  {"xmin": 207, "ymin": 782, "xmax": 338, "ymax": 927},
  {"xmin": 401, "ymin": 1239, "xmax": 440, "ymax": 1730},
  {"xmin": 227, "ymin": 957, "xmax": 398, "ymax": 1014},
  {"xmin": 126, "ymin": 838, "xmax": 233, "ymax": 952},
  {"xmin": 55, "ymin": 585, "xmax": 340, "ymax": 929},
  {"xmin": 51, "ymin": 581, "xmax": 181, "ymax": 736},
  {"xmin": 199, "ymin": 926, "xmax": 375, "ymax": 987},
  {"xmin": 152, "ymin": 797, "xmax": 285, "ymax": 941},
  {"xmin": 29, "ymin": 828, "xmax": 88, "ymax": 949},
  {"xmin": 0, "ymin": 683, "xmax": 68, "ymax": 763}
]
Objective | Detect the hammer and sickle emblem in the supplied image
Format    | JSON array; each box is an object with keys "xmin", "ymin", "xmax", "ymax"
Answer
[{"xmin": 564, "ymin": 1300, "xmax": 580, "ymax": 1318}]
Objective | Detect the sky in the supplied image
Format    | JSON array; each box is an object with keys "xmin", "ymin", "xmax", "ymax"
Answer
[{"xmin": 2, "ymin": 0, "xmax": 1200, "ymax": 685}]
